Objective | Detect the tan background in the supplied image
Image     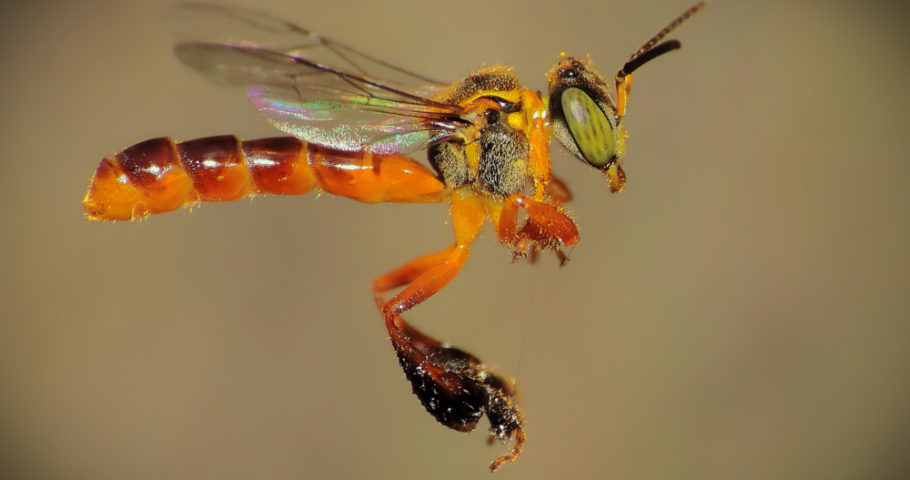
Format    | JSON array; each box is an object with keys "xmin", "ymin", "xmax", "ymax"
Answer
[{"xmin": 2, "ymin": 0, "xmax": 908, "ymax": 479}]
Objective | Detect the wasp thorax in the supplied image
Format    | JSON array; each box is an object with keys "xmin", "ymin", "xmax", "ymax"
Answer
[
  {"xmin": 429, "ymin": 105, "xmax": 529, "ymax": 196},
  {"xmin": 429, "ymin": 141, "xmax": 473, "ymax": 188},
  {"xmin": 478, "ymin": 121, "xmax": 529, "ymax": 196}
]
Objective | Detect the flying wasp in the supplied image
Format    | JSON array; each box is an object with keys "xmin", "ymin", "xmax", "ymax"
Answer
[{"xmin": 83, "ymin": 2, "xmax": 705, "ymax": 470}]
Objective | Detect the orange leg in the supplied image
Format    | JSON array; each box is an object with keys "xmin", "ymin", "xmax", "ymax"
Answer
[
  {"xmin": 373, "ymin": 189, "xmax": 525, "ymax": 471},
  {"xmin": 497, "ymin": 193, "xmax": 580, "ymax": 265},
  {"xmin": 527, "ymin": 174, "xmax": 574, "ymax": 263},
  {"xmin": 546, "ymin": 173, "xmax": 573, "ymax": 204}
]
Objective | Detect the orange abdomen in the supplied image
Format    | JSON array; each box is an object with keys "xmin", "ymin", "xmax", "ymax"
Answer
[{"xmin": 84, "ymin": 135, "xmax": 445, "ymax": 221}]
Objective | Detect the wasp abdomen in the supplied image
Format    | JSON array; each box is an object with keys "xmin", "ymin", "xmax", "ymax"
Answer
[
  {"xmin": 84, "ymin": 135, "xmax": 445, "ymax": 221},
  {"xmin": 83, "ymin": 135, "xmax": 316, "ymax": 220}
]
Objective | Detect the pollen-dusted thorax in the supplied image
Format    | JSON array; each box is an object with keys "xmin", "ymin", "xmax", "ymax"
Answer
[{"xmin": 429, "ymin": 66, "xmax": 532, "ymax": 196}]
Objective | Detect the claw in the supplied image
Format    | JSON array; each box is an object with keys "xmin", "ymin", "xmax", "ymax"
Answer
[
  {"xmin": 554, "ymin": 248, "xmax": 569, "ymax": 267},
  {"xmin": 489, "ymin": 426, "xmax": 526, "ymax": 472}
]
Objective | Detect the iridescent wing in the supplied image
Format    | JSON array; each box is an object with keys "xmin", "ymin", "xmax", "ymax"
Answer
[{"xmin": 166, "ymin": 2, "xmax": 466, "ymax": 153}]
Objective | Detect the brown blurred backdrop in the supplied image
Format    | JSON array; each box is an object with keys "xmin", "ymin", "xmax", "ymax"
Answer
[{"xmin": 1, "ymin": 0, "xmax": 908, "ymax": 479}]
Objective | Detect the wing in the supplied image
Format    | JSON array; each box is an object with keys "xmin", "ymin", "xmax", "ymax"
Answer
[
  {"xmin": 167, "ymin": 3, "xmax": 467, "ymax": 154},
  {"xmin": 165, "ymin": 2, "xmax": 447, "ymax": 95}
]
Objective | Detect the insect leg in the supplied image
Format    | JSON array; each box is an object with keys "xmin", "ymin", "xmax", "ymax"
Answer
[
  {"xmin": 525, "ymin": 174, "xmax": 574, "ymax": 263},
  {"xmin": 372, "ymin": 189, "xmax": 525, "ymax": 471},
  {"xmin": 497, "ymin": 194, "xmax": 579, "ymax": 265},
  {"xmin": 546, "ymin": 173, "xmax": 573, "ymax": 204}
]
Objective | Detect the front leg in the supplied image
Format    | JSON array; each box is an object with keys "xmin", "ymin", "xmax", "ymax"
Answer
[
  {"xmin": 528, "ymin": 174, "xmax": 574, "ymax": 263},
  {"xmin": 497, "ymin": 192, "xmax": 580, "ymax": 265},
  {"xmin": 373, "ymin": 189, "xmax": 526, "ymax": 471}
]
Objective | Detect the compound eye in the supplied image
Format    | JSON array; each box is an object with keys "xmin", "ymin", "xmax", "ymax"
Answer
[{"xmin": 560, "ymin": 87, "xmax": 616, "ymax": 168}]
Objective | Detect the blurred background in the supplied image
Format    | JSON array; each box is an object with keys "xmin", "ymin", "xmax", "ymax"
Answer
[{"xmin": 2, "ymin": 0, "xmax": 908, "ymax": 479}]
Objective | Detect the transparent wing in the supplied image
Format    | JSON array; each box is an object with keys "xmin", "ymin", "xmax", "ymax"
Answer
[
  {"xmin": 167, "ymin": 3, "xmax": 467, "ymax": 153},
  {"xmin": 165, "ymin": 2, "xmax": 446, "ymax": 97},
  {"xmin": 174, "ymin": 42, "xmax": 467, "ymax": 153}
]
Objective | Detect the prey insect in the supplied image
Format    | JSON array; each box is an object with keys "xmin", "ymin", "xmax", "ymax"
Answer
[{"xmin": 83, "ymin": 2, "xmax": 704, "ymax": 471}]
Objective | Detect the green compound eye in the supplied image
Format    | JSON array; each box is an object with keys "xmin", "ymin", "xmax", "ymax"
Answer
[{"xmin": 560, "ymin": 87, "xmax": 617, "ymax": 168}]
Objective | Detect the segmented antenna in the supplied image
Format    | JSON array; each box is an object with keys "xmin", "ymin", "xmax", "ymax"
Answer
[
  {"xmin": 621, "ymin": 39, "xmax": 681, "ymax": 77},
  {"xmin": 617, "ymin": 1, "xmax": 705, "ymax": 81},
  {"xmin": 614, "ymin": 2, "xmax": 706, "ymax": 119},
  {"xmin": 627, "ymin": 1, "xmax": 706, "ymax": 66}
]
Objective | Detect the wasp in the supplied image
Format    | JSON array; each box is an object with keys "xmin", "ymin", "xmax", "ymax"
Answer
[{"xmin": 83, "ymin": 2, "xmax": 704, "ymax": 471}]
